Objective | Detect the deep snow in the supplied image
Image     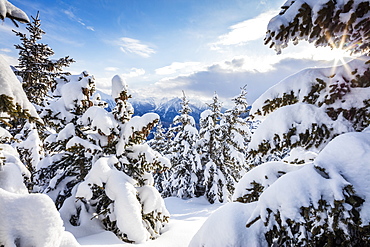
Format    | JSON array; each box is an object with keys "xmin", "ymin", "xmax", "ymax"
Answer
[{"xmin": 77, "ymin": 197, "xmax": 223, "ymax": 247}]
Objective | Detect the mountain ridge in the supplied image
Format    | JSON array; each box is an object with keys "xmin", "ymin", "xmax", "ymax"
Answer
[{"xmin": 96, "ymin": 90, "xmax": 208, "ymax": 128}]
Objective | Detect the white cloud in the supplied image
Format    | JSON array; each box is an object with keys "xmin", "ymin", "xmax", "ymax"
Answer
[
  {"xmin": 123, "ymin": 68, "xmax": 145, "ymax": 78},
  {"xmin": 118, "ymin": 37, "xmax": 155, "ymax": 58},
  {"xmin": 147, "ymin": 57, "xmax": 337, "ymax": 105},
  {"xmin": 210, "ymin": 10, "xmax": 276, "ymax": 50},
  {"xmin": 95, "ymin": 76, "xmax": 112, "ymax": 94},
  {"xmin": 63, "ymin": 9, "xmax": 95, "ymax": 31},
  {"xmin": 104, "ymin": 67, "xmax": 120, "ymax": 72},
  {"xmin": 154, "ymin": 76, "xmax": 190, "ymax": 89},
  {"xmin": 0, "ymin": 48, "xmax": 11, "ymax": 53},
  {"xmin": 155, "ymin": 62, "xmax": 202, "ymax": 75}
]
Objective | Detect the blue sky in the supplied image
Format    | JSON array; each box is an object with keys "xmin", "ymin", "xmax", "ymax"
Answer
[{"xmin": 0, "ymin": 0, "xmax": 351, "ymax": 106}]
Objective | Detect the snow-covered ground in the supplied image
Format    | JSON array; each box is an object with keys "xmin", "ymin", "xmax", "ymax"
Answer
[{"xmin": 77, "ymin": 197, "xmax": 223, "ymax": 247}]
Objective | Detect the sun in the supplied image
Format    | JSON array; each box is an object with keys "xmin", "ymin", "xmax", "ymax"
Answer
[
  {"xmin": 325, "ymin": 31, "xmax": 354, "ymax": 75},
  {"xmin": 328, "ymin": 48, "xmax": 353, "ymax": 76},
  {"xmin": 330, "ymin": 48, "xmax": 348, "ymax": 63}
]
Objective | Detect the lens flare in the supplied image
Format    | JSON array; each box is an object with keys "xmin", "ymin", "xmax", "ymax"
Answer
[{"xmin": 326, "ymin": 30, "xmax": 353, "ymax": 76}]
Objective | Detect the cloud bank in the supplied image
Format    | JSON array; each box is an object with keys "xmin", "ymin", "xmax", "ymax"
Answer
[
  {"xmin": 155, "ymin": 62, "xmax": 202, "ymax": 75},
  {"xmin": 134, "ymin": 57, "xmax": 337, "ymax": 106}
]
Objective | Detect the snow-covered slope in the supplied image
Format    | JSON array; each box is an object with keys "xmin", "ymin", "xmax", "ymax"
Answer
[
  {"xmin": 77, "ymin": 197, "xmax": 222, "ymax": 247},
  {"xmin": 191, "ymin": 130, "xmax": 370, "ymax": 246}
]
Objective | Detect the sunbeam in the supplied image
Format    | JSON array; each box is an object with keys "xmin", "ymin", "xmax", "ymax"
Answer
[{"xmin": 326, "ymin": 29, "xmax": 354, "ymax": 76}]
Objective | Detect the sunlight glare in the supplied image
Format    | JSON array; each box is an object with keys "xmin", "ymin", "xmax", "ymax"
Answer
[{"xmin": 326, "ymin": 31, "xmax": 354, "ymax": 76}]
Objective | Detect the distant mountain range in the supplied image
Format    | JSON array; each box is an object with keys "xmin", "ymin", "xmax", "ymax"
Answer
[{"xmin": 96, "ymin": 91, "xmax": 209, "ymax": 129}]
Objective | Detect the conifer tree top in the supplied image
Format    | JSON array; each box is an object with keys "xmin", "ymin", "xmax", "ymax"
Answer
[
  {"xmin": 112, "ymin": 75, "xmax": 128, "ymax": 99},
  {"xmin": 13, "ymin": 12, "xmax": 75, "ymax": 105}
]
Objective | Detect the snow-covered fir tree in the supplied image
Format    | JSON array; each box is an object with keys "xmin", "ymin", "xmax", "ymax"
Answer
[
  {"xmin": 245, "ymin": 1, "xmax": 370, "ymax": 244},
  {"xmin": 148, "ymin": 121, "xmax": 167, "ymax": 155},
  {"xmin": 36, "ymin": 71, "xmax": 98, "ymax": 208},
  {"xmin": 198, "ymin": 92, "xmax": 235, "ymax": 204},
  {"xmin": 0, "ymin": 38, "xmax": 40, "ymax": 194},
  {"xmin": 0, "ymin": 54, "xmax": 39, "ymax": 129},
  {"xmin": 163, "ymin": 123, "xmax": 176, "ymax": 154},
  {"xmin": 222, "ymin": 86, "xmax": 251, "ymax": 168},
  {"xmin": 191, "ymin": 1, "xmax": 370, "ymax": 246},
  {"xmin": 217, "ymin": 86, "xmax": 251, "ymax": 190},
  {"xmin": 162, "ymin": 91, "xmax": 202, "ymax": 199},
  {"xmin": 247, "ymin": 0, "xmax": 370, "ymax": 166},
  {"xmin": 152, "ymin": 122, "xmax": 176, "ymax": 193},
  {"xmin": 112, "ymin": 75, "xmax": 167, "ymax": 186},
  {"xmin": 55, "ymin": 75, "xmax": 171, "ymax": 243},
  {"xmin": 10, "ymin": 13, "xmax": 75, "ymax": 186},
  {"xmin": 0, "ymin": 8, "xmax": 42, "ymax": 191},
  {"xmin": 148, "ymin": 121, "xmax": 169, "ymax": 192},
  {"xmin": 111, "ymin": 75, "xmax": 134, "ymax": 124},
  {"xmin": 0, "ymin": 59, "xmax": 80, "ymax": 246},
  {"xmin": 197, "ymin": 90, "xmax": 251, "ymax": 204},
  {"xmin": 13, "ymin": 121, "xmax": 43, "ymax": 191},
  {"xmin": 13, "ymin": 12, "xmax": 74, "ymax": 106},
  {"xmin": 0, "ymin": 4, "xmax": 80, "ymax": 245}
]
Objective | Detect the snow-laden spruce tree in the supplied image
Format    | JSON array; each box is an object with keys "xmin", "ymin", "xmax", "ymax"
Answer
[
  {"xmin": 59, "ymin": 75, "xmax": 170, "ymax": 243},
  {"xmin": 36, "ymin": 72, "xmax": 109, "ymax": 198},
  {"xmin": 13, "ymin": 121, "xmax": 43, "ymax": 191},
  {"xmin": 0, "ymin": 61, "xmax": 79, "ymax": 246},
  {"xmin": 191, "ymin": 1, "xmax": 370, "ymax": 246},
  {"xmin": 0, "ymin": 10, "xmax": 42, "ymax": 191},
  {"xmin": 111, "ymin": 75, "xmax": 134, "ymax": 124},
  {"xmin": 199, "ymin": 92, "xmax": 238, "ymax": 203},
  {"xmin": 0, "ymin": 56, "xmax": 39, "ymax": 128},
  {"xmin": 248, "ymin": 0, "xmax": 370, "ymax": 166},
  {"xmin": 193, "ymin": 87, "xmax": 252, "ymax": 204},
  {"xmin": 150, "ymin": 121, "xmax": 176, "ymax": 193},
  {"xmin": 243, "ymin": 1, "xmax": 370, "ymax": 244},
  {"xmin": 112, "ymin": 75, "xmax": 168, "ymax": 186},
  {"xmin": 39, "ymin": 71, "xmax": 95, "ymax": 132},
  {"xmin": 220, "ymin": 86, "xmax": 251, "ymax": 176},
  {"xmin": 163, "ymin": 123, "xmax": 176, "ymax": 154},
  {"xmin": 36, "ymin": 71, "xmax": 98, "ymax": 208},
  {"xmin": 0, "ymin": 129, "xmax": 79, "ymax": 247},
  {"xmin": 13, "ymin": 12, "xmax": 74, "ymax": 106},
  {"xmin": 10, "ymin": 13, "xmax": 75, "ymax": 193},
  {"xmin": 162, "ymin": 92, "xmax": 202, "ymax": 199},
  {"xmin": 0, "ymin": 4, "xmax": 79, "ymax": 245},
  {"xmin": 148, "ymin": 121, "xmax": 169, "ymax": 193},
  {"xmin": 191, "ymin": 131, "xmax": 370, "ymax": 246},
  {"xmin": 148, "ymin": 121, "xmax": 167, "ymax": 155},
  {"xmin": 0, "ymin": 12, "xmax": 40, "ymax": 194},
  {"xmin": 198, "ymin": 89, "xmax": 251, "ymax": 204}
]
